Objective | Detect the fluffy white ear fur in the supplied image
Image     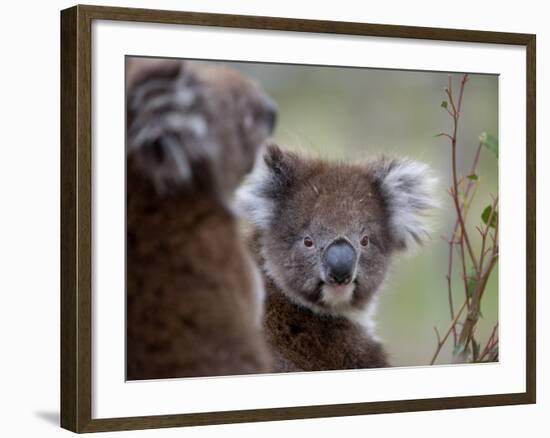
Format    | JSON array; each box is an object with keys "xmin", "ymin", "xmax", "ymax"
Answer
[
  {"xmin": 373, "ymin": 158, "xmax": 438, "ymax": 249},
  {"xmin": 234, "ymin": 148, "xmax": 276, "ymax": 229}
]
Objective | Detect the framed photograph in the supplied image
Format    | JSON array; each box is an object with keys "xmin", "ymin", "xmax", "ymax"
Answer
[{"xmin": 60, "ymin": 4, "xmax": 536, "ymax": 433}]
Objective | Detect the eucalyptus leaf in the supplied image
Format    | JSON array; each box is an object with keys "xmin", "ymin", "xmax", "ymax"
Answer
[
  {"xmin": 479, "ymin": 132, "xmax": 498, "ymax": 158},
  {"xmin": 481, "ymin": 205, "xmax": 498, "ymax": 229},
  {"xmin": 453, "ymin": 343, "xmax": 466, "ymax": 357}
]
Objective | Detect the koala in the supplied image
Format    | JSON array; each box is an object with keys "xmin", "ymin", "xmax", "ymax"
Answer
[
  {"xmin": 237, "ymin": 144, "xmax": 436, "ymax": 372},
  {"xmin": 126, "ymin": 58, "xmax": 277, "ymax": 380}
]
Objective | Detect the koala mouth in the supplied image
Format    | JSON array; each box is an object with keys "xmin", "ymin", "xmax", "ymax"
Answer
[{"xmin": 315, "ymin": 279, "xmax": 358, "ymax": 308}]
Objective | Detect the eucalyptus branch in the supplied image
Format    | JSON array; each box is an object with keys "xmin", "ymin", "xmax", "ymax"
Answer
[
  {"xmin": 478, "ymin": 324, "xmax": 499, "ymax": 362},
  {"xmin": 430, "ymin": 74, "xmax": 499, "ymax": 365},
  {"xmin": 430, "ymin": 301, "xmax": 468, "ymax": 365},
  {"xmin": 447, "ymin": 75, "xmax": 479, "ymax": 271}
]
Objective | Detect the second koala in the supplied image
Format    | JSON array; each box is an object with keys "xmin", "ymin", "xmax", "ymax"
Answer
[{"xmin": 237, "ymin": 144, "xmax": 436, "ymax": 372}]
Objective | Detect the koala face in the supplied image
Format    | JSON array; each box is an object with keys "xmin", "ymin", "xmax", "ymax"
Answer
[
  {"xmin": 237, "ymin": 144, "xmax": 436, "ymax": 316},
  {"xmin": 126, "ymin": 59, "xmax": 277, "ymax": 195}
]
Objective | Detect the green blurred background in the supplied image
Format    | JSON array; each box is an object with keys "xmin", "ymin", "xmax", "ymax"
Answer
[{"xmin": 206, "ymin": 60, "xmax": 498, "ymax": 367}]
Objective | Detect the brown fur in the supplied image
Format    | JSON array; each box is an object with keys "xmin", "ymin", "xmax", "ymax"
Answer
[
  {"xmin": 264, "ymin": 277, "xmax": 388, "ymax": 372},
  {"xmin": 126, "ymin": 59, "xmax": 276, "ymax": 380},
  {"xmin": 126, "ymin": 173, "xmax": 271, "ymax": 379}
]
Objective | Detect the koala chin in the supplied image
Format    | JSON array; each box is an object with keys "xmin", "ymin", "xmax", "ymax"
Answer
[
  {"xmin": 126, "ymin": 59, "xmax": 277, "ymax": 380},
  {"xmin": 237, "ymin": 144, "xmax": 437, "ymax": 372}
]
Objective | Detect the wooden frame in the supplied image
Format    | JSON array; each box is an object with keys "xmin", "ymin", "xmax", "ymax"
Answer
[{"xmin": 60, "ymin": 4, "xmax": 536, "ymax": 433}]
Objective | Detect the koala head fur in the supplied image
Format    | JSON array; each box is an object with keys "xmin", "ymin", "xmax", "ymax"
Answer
[
  {"xmin": 126, "ymin": 58, "xmax": 277, "ymax": 196},
  {"xmin": 237, "ymin": 144, "xmax": 437, "ymax": 317}
]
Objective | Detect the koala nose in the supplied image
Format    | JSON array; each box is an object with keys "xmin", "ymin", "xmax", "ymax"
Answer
[
  {"xmin": 262, "ymin": 94, "xmax": 278, "ymax": 134},
  {"xmin": 323, "ymin": 238, "xmax": 356, "ymax": 285}
]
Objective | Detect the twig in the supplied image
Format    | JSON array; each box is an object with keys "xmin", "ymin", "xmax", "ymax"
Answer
[
  {"xmin": 454, "ymin": 252, "xmax": 498, "ymax": 359},
  {"xmin": 430, "ymin": 300, "xmax": 468, "ymax": 365},
  {"xmin": 446, "ymin": 243, "xmax": 457, "ymax": 345},
  {"xmin": 434, "ymin": 326, "xmax": 442, "ymax": 344},
  {"xmin": 448, "ymin": 75, "xmax": 479, "ymax": 270},
  {"xmin": 478, "ymin": 324, "xmax": 499, "ymax": 362},
  {"xmin": 432, "ymin": 73, "xmax": 499, "ymax": 365}
]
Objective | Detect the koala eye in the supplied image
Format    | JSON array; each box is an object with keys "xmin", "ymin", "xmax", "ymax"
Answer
[
  {"xmin": 303, "ymin": 236, "xmax": 314, "ymax": 248},
  {"xmin": 360, "ymin": 235, "xmax": 370, "ymax": 247}
]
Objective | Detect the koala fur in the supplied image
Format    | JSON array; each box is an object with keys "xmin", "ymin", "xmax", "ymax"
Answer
[
  {"xmin": 126, "ymin": 58, "xmax": 277, "ymax": 380},
  {"xmin": 237, "ymin": 144, "xmax": 436, "ymax": 372}
]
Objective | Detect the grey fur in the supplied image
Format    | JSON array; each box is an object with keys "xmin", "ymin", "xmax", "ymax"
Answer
[{"xmin": 239, "ymin": 144, "xmax": 437, "ymax": 371}]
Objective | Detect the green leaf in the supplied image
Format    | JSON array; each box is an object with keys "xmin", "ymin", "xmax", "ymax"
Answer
[
  {"xmin": 453, "ymin": 343, "xmax": 467, "ymax": 358},
  {"xmin": 481, "ymin": 205, "xmax": 498, "ymax": 229},
  {"xmin": 479, "ymin": 132, "xmax": 498, "ymax": 158},
  {"xmin": 466, "ymin": 174, "xmax": 478, "ymax": 181},
  {"xmin": 441, "ymin": 100, "xmax": 448, "ymax": 109}
]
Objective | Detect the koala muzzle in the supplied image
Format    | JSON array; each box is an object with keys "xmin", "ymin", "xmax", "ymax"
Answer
[{"xmin": 323, "ymin": 238, "xmax": 356, "ymax": 285}]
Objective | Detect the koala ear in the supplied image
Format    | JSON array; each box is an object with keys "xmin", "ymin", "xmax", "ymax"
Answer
[
  {"xmin": 371, "ymin": 158, "xmax": 438, "ymax": 250},
  {"xmin": 127, "ymin": 60, "xmax": 216, "ymax": 194},
  {"xmin": 235, "ymin": 143, "xmax": 300, "ymax": 229}
]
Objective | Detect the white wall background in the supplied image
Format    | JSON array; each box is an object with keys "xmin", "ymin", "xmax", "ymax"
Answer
[{"xmin": 0, "ymin": 0, "xmax": 545, "ymax": 437}]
